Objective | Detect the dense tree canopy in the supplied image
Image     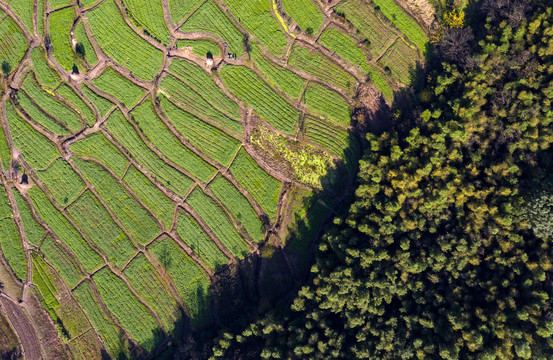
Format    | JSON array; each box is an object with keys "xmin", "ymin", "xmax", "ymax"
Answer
[{"xmin": 208, "ymin": 2, "xmax": 553, "ymax": 359}]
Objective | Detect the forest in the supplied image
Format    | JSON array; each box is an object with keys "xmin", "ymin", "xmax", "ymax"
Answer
[{"xmin": 199, "ymin": 0, "xmax": 553, "ymax": 358}]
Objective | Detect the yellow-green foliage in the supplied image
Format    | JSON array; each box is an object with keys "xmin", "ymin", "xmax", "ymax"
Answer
[{"xmin": 251, "ymin": 126, "xmax": 334, "ymax": 188}]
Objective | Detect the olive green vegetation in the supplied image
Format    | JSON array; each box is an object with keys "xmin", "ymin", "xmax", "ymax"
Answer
[{"xmin": 211, "ymin": 3, "xmax": 553, "ymax": 359}]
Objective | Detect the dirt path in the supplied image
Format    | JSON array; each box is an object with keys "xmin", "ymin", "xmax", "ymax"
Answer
[{"xmin": 0, "ymin": 295, "xmax": 42, "ymax": 360}]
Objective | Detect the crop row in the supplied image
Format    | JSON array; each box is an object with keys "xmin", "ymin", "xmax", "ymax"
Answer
[
  {"xmin": 122, "ymin": 165, "xmax": 174, "ymax": 230},
  {"xmin": 67, "ymin": 190, "xmax": 137, "ymax": 269},
  {"xmin": 123, "ymin": 0, "xmax": 171, "ymax": 44},
  {"xmin": 0, "ymin": 123, "xmax": 9, "ymax": 171},
  {"xmin": 229, "ymin": 149, "xmax": 281, "ymax": 221},
  {"xmin": 56, "ymin": 84, "xmax": 96, "ymax": 127},
  {"xmin": 70, "ymin": 132, "xmax": 128, "ymax": 178},
  {"xmin": 7, "ymin": 0, "xmax": 33, "ymax": 34},
  {"xmin": 223, "ymin": 0, "xmax": 288, "ymax": 56},
  {"xmin": 23, "ymin": 75, "xmax": 83, "ymax": 132},
  {"xmin": 208, "ymin": 175, "xmax": 265, "ymax": 243},
  {"xmin": 12, "ymin": 189, "xmax": 45, "ymax": 247},
  {"xmin": 131, "ymin": 101, "xmax": 215, "ymax": 183},
  {"xmin": 87, "ymin": 0, "xmax": 164, "ymax": 81},
  {"xmin": 0, "ymin": 185, "xmax": 26, "ymax": 280},
  {"xmin": 105, "ymin": 109, "xmax": 195, "ymax": 196},
  {"xmin": 250, "ymin": 43, "xmax": 305, "ymax": 99},
  {"xmin": 6, "ymin": 102, "xmax": 59, "ymax": 170},
  {"xmin": 91, "ymin": 66, "xmax": 146, "ymax": 109},
  {"xmin": 221, "ymin": 65, "xmax": 299, "ymax": 134},
  {"xmin": 176, "ymin": 211, "xmax": 229, "ymax": 270},
  {"xmin": 93, "ymin": 267, "xmax": 160, "ymax": 352},
  {"xmin": 28, "ymin": 186, "xmax": 104, "ymax": 272},
  {"xmin": 168, "ymin": 58, "xmax": 241, "ymax": 121},
  {"xmin": 160, "ymin": 74, "xmax": 243, "ymax": 135},
  {"xmin": 303, "ymin": 82, "xmax": 351, "ymax": 126},
  {"xmin": 288, "ymin": 45, "xmax": 357, "ymax": 95},
  {"xmin": 179, "ymin": 1, "xmax": 244, "ymax": 58},
  {"xmin": 149, "ymin": 237, "xmax": 211, "ymax": 328},
  {"xmin": 159, "ymin": 96, "xmax": 241, "ymax": 167},
  {"xmin": 281, "ymin": 0, "xmax": 322, "ymax": 33},
  {"xmin": 187, "ymin": 188, "xmax": 249, "ymax": 258},
  {"xmin": 123, "ymin": 254, "xmax": 180, "ymax": 334},
  {"xmin": 73, "ymin": 157, "xmax": 161, "ymax": 245}
]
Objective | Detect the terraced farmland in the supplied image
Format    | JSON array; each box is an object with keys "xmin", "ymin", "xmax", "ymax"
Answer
[{"xmin": 0, "ymin": 0, "xmax": 429, "ymax": 357}]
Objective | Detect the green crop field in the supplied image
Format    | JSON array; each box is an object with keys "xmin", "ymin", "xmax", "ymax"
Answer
[{"xmin": 0, "ymin": 0, "xmax": 429, "ymax": 355}]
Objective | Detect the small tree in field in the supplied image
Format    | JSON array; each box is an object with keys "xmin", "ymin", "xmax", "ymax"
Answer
[{"xmin": 1, "ymin": 61, "xmax": 11, "ymax": 75}]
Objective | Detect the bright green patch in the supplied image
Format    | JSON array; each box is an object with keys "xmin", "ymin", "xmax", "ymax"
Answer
[
  {"xmin": 303, "ymin": 82, "xmax": 351, "ymax": 125},
  {"xmin": 0, "ymin": 185, "xmax": 26, "ymax": 280},
  {"xmin": 281, "ymin": 0, "xmax": 322, "ymax": 33},
  {"xmin": 12, "ymin": 189, "xmax": 45, "ymax": 248},
  {"xmin": 49, "ymin": 7, "xmax": 76, "ymax": 71},
  {"xmin": 124, "ymin": 0, "xmax": 170, "ymax": 43},
  {"xmin": 40, "ymin": 236, "xmax": 84, "ymax": 288}
]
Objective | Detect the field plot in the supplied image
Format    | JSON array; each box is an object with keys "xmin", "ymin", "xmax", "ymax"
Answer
[
  {"xmin": 168, "ymin": 59, "xmax": 241, "ymax": 121},
  {"xmin": 105, "ymin": 109, "xmax": 195, "ymax": 196},
  {"xmin": 93, "ymin": 267, "xmax": 161, "ymax": 352},
  {"xmin": 318, "ymin": 27, "xmax": 393, "ymax": 99},
  {"xmin": 0, "ymin": 185, "xmax": 26, "ymax": 281},
  {"xmin": 187, "ymin": 188, "xmax": 249, "ymax": 258},
  {"xmin": 74, "ymin": 21, "xmax": 99, "ymax": 67},
  {"xmin": 70, "ymin": 132, "xmax": 128, "ymax": 178},
  {"xmin": 123, "ymin": 254, "xmax": 181, "ymax": 333},
  {"xmin": 0, "ymin": 124, "xmax": 10, "ymax": 171},
  {"xmin": 130, "ymin": 101, "xmax": 215, "ymax": 183},
  {"xmin": 12, "ymin": 189, "xmax": 45, "ymax": 248},
  {"xmin": 30, "ymin": 47, "xmax": 61, "ymax": 89},
  {"xmin": 55, "ymin": 85, "xmax": 96, "ymax": 127},
  {"xmin": 169, "ymin": 0, "xmax": 204, "ymax": 24},
  {"xmin": 176, "ymin": 211, "xmax": 229, "ymax": 269},
  {"xmin": 288, "ymin": 45, "xmax": 357, "ymax": 95},
  {"xmin": 37, "ymin": 158, "xmax": 86, "ymax": 206},
  {"xmin": 179, "ymin": 1, "xmax": 245, "ymax": 58},
  {"xmin": 87, "ymin": 0, "xmax": 163, "ymax": 80},
  {"xmin": 250, "ymin": 43, "xmax": 306, "ymax": 99},
  {"xmin": 22, "ymin": 75, "xmax": 83, "ymax": 132},
  {"xmin": 122, "ymin": 165, "xmax": 175, "ymax": 230},
  {"xmin": 6, "ymin": 102, "xmax": 59, "ymax": 170},
  {"xmin": 31, "ymin": 255, "xmax": 61, "ymax": 317},
  {"xmin": 209, "ymin": 175, "xmax": 265, "ymax": 242},
  {"xmin": 229, "ymin": 149, "xmax": 281, "ymax": 221},
  {"xmin": 303, "ymin": 82, "xmax": 351, "ymax": 125},
  {"xmin": 124, "ymin": 0, "xmax": 170, "ymax": 44},
  {"xmin": 159, "ymin": 96, "xmax": 241, "ymax": 167},
  {"xmin": 4, "ymin": 0, "xmax": 33, "ymax": 34},
  {"xmin": 379, "ymin": 38, "xmax": 421, "ymax": 85},
  {"xmin": 91, "ymin": 67, "xmax": 146, "ymax": 109},
  {"xmin": 49, "ymin": 7, "xmax": 75, "ymax": 71},
  {"xmin": 67, "ymin": 191, "xmax": 137, "ymax": 268},
  {"xmin": 221, "ymin": 65, "xmax": 299, "ymax": 134},
  {"xmin": 177, "ymin": 39, "xmax": 221, "ymax": 57},
  {"xmin": 303, "ymin": 116, "xmax": 360, "ymax": 176},
  {"xmin": 16, "ymin": 91, "xmax": 71, "ymax": 135},
  {"xmin": 73, "ymin": 281, "xmax": 129, "ymax": 358},
  {"xmin": 150, "ymin": 237, "xmax": 211, "ymax": 328},
  {"xmin": 73, "ymin": 157, "xmax": 161, "ymax": 245},
  {"xmin": 40, "ymin": 236, "xmax": 84, "ymax": 288},
  {"xmin": 223, "ymin": 0, "xmax": 288, "ymax": 56},
  {"xmin": 80, "ymin": 84, "xmax": 114, "ymax": 119},
  {"xmin": 49, "ymin": 0, "xmax": 71, "ymax": 9},
  {"xmin": 0, "ymin": 14, "xmax": 27, "ymax": 72},
  {"xmin": 281, "ymin": 0, "xmax": 322, "ymax": 33},
  {"xmin": 28, "ymin": 186, "xmax": 103, "ymax": 272},
  {"xmin": 160, "ymin": 74, "xmax": 242, "ymax": 135},
  {"xmin": 372, "ymin": 0, "xmax": 428, "ymax": 54}
]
